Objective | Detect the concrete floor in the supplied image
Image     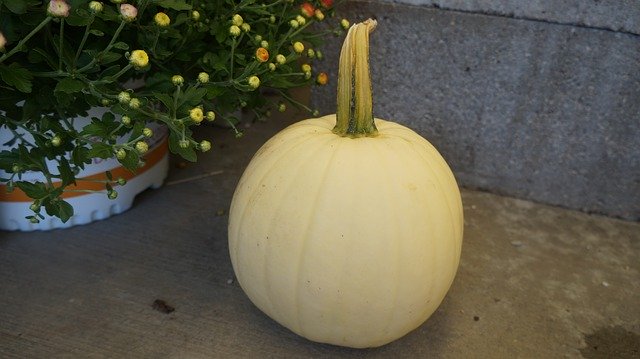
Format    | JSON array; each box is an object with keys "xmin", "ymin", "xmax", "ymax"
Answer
[{"xmin": 1, "ymin": 107, "xmax": 639, "ymax": 358}]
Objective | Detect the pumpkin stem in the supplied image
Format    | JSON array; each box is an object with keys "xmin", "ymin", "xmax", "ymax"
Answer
[{"xmin": 333, "ymin": 19, "xmax": 378, "ymax": 138}]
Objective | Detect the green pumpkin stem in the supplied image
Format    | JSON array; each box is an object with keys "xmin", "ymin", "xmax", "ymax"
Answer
[{"xmin": 333, "ymin": 19, "xmax": 378, "ymax": 138}]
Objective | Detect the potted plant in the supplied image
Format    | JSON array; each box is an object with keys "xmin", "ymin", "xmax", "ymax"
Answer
[{"xmin": 0, "ymin": 0, "xmax": 346, "ymax": 231}]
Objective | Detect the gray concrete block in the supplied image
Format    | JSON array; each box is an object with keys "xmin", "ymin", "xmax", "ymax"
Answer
[
  {"xmin": 376, "ymin": 0, "xmax": 640, "ymax": 35},
  {"xmin": 312, "ymin": 1, "xmax": 640, "ymax": 220}
]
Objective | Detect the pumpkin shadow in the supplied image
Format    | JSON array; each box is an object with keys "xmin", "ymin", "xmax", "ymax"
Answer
[{"xmin": 233, "ymin": 294, "xmax": 453, "ymax": 357}]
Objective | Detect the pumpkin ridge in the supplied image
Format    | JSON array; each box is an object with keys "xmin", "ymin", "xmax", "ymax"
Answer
[
  {"xmin": 261, "ymin": 135, "xmax": 339, "ymax": 323},
  {"xmin": 292, "ymin": 136, "xmax": 344, "ymax": 337},
  {"xmin": 230, "ymin": 130, "xmax": 321, "ymax": 290},
  {"xmin": 404, "ymin": 138, "xmax": 463, "ymax": 274},
  {"xmin": 372, "ymin": 139, "xmax": 403, "ymax": 339}
]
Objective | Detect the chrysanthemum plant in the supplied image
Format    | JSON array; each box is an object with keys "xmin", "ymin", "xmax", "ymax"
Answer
[{"xmin": 0, "ymin": 0, "xmax": 346, "ymax": 223}]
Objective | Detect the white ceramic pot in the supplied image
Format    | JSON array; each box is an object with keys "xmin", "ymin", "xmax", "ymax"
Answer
[{"xmin": 0, "ymin": 107, "xmax": 169, "ymax": 231}]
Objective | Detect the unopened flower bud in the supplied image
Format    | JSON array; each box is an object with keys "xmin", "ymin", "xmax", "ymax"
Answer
[
  {"xmin": 255, "ymin": 47, "xmax": 269, "ymax": 62},
  {"xmin": 289, "ymin": 19, "xmax": 299, "ymax": 29},
  {"xmin": 254, "ymin": 35, "xmax": 262, "ymax": 42},
  {"xmin": 154, "ymin": 12, "xmax": 170, "ymax": 27},
  {"xmin": 248, "ymin": 75, "xmax": 260, "ymax": 89},
  {"xmin": 206, "ymin": 111, "xmax": 216, "ymax": 121},
  {"xmin": 300, "ymin": 2, "xmax": 315, "ymax": 18},
  {"xmin": 129, "ymin": 98, "xmax": 141, "ymax": 109},
  {"xmin": 120, "ymin": 4, "xmax": 138, "ymax": 22},
  {"xmin": 51, "ymin": 135, "xmax": 62, "ymax": 147},
  {"xmin": 142, "ymin": 128, "xmax": 153, "ymax": 137},
  {"xmin": 268, "ymin": 63, "xmax": 276, "ymax": 71},
  {"xmin": 89, "ymin": 1, "xmax": 103, "ymax": 13},
  {"xmin": 178, "ymin": 140, "xmax": 190, "ymax": 149},
  {"xmin": 314, "ymin": 9, "xmax": 325, "ymax": 21},
  {"xmin": 296, "ymin": 15, "xmax": 306, "ymax": 26},
  {"xmin": 121, "ymin": 115, "xmax": 131, "ymax": 125},
  {"xmin": 241, "ymin": 23, "xmax": 250, "ymax": 32},
  {"xmin": 275, "ymin": 54, "xmax": 286, "ymax": 65},
  {"xmin": 278, "ymin": 103, "xmax": 286, "ymax": 112},
  {"xmin": 341, "ymin": 18, "xmax": 350, "ymax": 30},
  {"xmin": 198, "ymin": 72, "xmax": 210, "ymax": 83},
  {"xmin": 116, "ymin": 177, "xmax": 127, "ymax": 186},
  {"xmin": 48, "ymin": 0, "xmax": 70, "ymax": 18},
  {"xmin": 232, "ymin": 14, "xmax": 243, "ymax": 26},
  {"xmin": 307, "ymin": 48, "xmax": 315, "ymax": 58},
  {"xmin": 171, "ymin": 75, "xmax": 184, "ymax": 86},
  {"xmin": 135, "ymin": 141, "xmax": 148, "ymax": 154},
  {"xmin": 190, "ymin": 107, "xmax": 204, "ymax": 123},
  {"xmin": 293, "ymin": 41, "xmax": 304, "ymax": 54},
  {"xmin": 116, "ymin": 148, "xmax": 127, "ymax": 160},
  {"xmin": 301, "ymin": 64, "xmax": 311, "ymax": 73},
  {"xmin": 269, "ymin": 15, "xmax": 276, "ymax": 23},
  {"xmin": 316, "ymin": 72, "xmax": 328, "ymax": 85},
  {"xmin": 191, "ymin": 10, "xmax": 200, "ymax": 21},
  {"xmin": 200, "ymin": 140, "xmax": 212, "ymax": 152},
  {"xmin": 129, "ymin": 49, "xmax": 149, "ymax": 68},
  {"xmin": 260, "ymin": 40, "xmax": 269, "ymax": 49},
  {"xmin": 229, "ymin": 25, "xmax": 241, "ymax": 37},
  {"xmin": 117, "ymin": 91, "xmax": 131, "ymax": 104},
  {"xmin": 108, "ymin": 189, "xmax": 118, "ymax": 199}
]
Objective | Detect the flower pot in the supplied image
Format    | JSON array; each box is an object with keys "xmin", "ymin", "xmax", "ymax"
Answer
[{"xmin": 0, "ymin": 107, "xmax": 169, "ymax": 231}]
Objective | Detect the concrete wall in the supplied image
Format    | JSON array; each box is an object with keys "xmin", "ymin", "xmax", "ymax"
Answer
[{"xmin": 312, "ymin": 0, "xmax": 640, "ymax": 220}]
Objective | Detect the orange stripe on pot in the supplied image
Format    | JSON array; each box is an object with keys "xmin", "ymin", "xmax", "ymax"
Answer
[{"xmin": 0, "ymin": 138, "xmax": 168, "ymax": 202}]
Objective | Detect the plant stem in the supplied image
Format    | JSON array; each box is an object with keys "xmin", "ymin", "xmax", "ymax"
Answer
[
  {"xmin": 333, "ymin": 19, "xmax": 378, "ymax": 138},
  {"xmin": 58, "ymin": 20, "xmax": 65, "ymax": 71},
  {"xmin": 77, "ymin": 20, "xmax": 126, "ymax": 73},
  {"xmin": 73, "ymin": 16, "xmax": 95, "ymax": 69},
  {"xmin": 0, "ymin": 17, "xmax": 53, "ymax": 64}
]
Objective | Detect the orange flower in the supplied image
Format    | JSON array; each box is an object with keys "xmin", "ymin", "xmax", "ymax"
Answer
[
  {"xmin": 300, "ymin": 2, "xmax": 315, "ymax": 18},
  {"xmin": 320, "ymin": 0, "xmax": 333, "ymax": 8},
  {"xmin": 316, "ymin": 72, "xmax": 328, "ymax": 85},
  {"xmin": 255, "ymin": 47, "xmax": 269, "ymax": 62}
]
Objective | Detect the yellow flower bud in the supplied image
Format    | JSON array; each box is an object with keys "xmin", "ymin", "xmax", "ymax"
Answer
[
  {"xmin": 200, "ymin": 140, "xmax": 212, "ymax": 152},
  {"xmin": 190, "ymin": 107, "xmax": 204, "ymax": 123},
  {"xmin": 314, "ymin": 9, "xmax": 325, "ymax": 21},
  {"xmin": 248, "ymin": 75, "xmax": 260, "ymax": 89},
  {"xmin": 198, "ymin": 72, "xmax": 210, "ymax": 83},
  {"xmin": 191, "ymin": 10, "xmax": 200, "ymax": 21},
  {"xmin": 129, "ymin": 49, "xmax": 149, "ymax": 68},
  {"xmin": 275, "ymin": 54, "xmax": 286, "ymax": 65},
  {"xmin": 206, "ymin": 111, "xmax": 216, "ymax": 121},
  {"xmin": 289, "ymin": 19, "xmax": 299, "ymax": 29},
  {"xmin": 232, "ymin": 14, "xmax": 243, "ymax": 26},
  {"xmin": 341, "ymin": 18, "xmax": 350, "ymax": 30},
  {"xmin": 260, "ymin": 40, "xmax": 269, "ymax": 49},
  {"xmin": 129, "ymin": 98, "xmax": 141, "ymax": 109},
  {"xmin": 116, "ymin": 148, "xmax": 127, "ymax": 160},
  {"xmin": 171, "ymin": 75, "xmax": 184, "ymax": 86},
  {"xmin": 89, "ymin": 1, "xmax": 103, "ymax": 13},
  {"xmin": 117, "ymin": 91, "xmax": 131, "ymax": 104},
  {"xmin": 268, "ymin": 63, "xmax": 276, "ymax": 71},
  {"xmin": 293, "ymin": 41, "xmax": 304, "ymax": 54},
  {"xmin": 296, "ymin": 15, "xmax": 306, "ymax": 26},
  {"xmin": 135, "ymin": 141, "xmax": 148, "ymax": 154},
  {"xmin": 229, "ymin": 25, "xmax": 241, "ymax": 37},
  {"xmin": 241, "ymin": 23, "xmax": 251, "ymax": 32},
  {"xmin": 143, "ymin": 128, "xmax": 153, "ymax": 138},
  {"xmin": 301, "ymin": 64, "xmax": 311, "ymax": 73},
  {"xmin": 154, "ymin": 12, "xmax": 170, "ymax": 27}
]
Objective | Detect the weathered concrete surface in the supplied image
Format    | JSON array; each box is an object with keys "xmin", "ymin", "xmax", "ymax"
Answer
[
  {"xmin": 312, "ymin": 1, "xmax": 640, "ymax": 220},
  {"xmin": 0, "ymin": 108, "xmax": 639, "ymax": 358},
  {"xmin": 377, "ymin": 0, "xmax": 640, "ymax": 35}
]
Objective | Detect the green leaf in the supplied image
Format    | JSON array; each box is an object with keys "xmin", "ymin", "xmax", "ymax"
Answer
[
  {"xmin": 57, "ymin": 157, "xmax": 76, "ymax": 186},
  {"xmin": 0, "ymin": 63, "xmax": 33, "ymax": 93},
  {"xmin": 99, "ymin": 52, "xmax": 122, "ymax": 65},
  {"xmin": 153, "ymin": 92, "xmax": 174, "ymax": 112},
  {"xmin": 112, "ymin": 42, "xmax": 129, "ymax": 50},
  {"xmin": 120, "ymin": 149, "xmax": 140, "ymax": 172},
  {"xmin": 2, "ymin": 0, "xmax": 29, "ymax": 14},
  {"xmin": 169, "ymin": 131, "xmax": 197, "ymax": 162},
  {"xmin": 178, "ymin": 86, "xmax": 207, "ymax": 108},
  {"xmin": 56, "ymin": 200, "xmax": 74, "ymax": 223},
  {"xmin": 87, "ymin": 143, "xmax": 113, "ymax": 159},
  {"xmin": 16, "ymin": 181, "xmax": 48, "ymax": 199},
  {"xmin": 54, "ymin": 78, "xmax": 85, "ymax": 94},
  {"xmin": 90, "ymin": 29, "xmax": 105, "ymax": 36},
  {"xmin": 155, "ymin": 0, "xmax": 192, "ymax": 11}
]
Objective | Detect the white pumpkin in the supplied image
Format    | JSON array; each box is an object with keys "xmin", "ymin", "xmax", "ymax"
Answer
[{"xmin": 228, "ymin": 19, "xmax": 463, "ymax": 348}]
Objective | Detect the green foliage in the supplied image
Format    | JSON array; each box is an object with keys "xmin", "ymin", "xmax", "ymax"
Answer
[{"xmin": 0, "ymin": 0, "xmax": 344, "ymax": 224}]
